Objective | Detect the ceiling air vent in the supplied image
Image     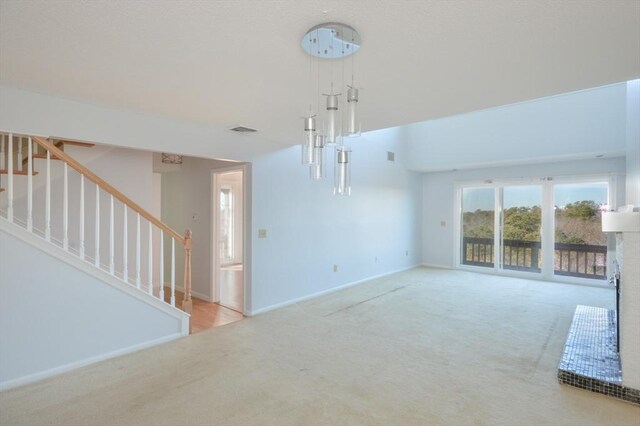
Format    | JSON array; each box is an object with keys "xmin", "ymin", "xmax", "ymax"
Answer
[
  {"xmin": 387, "ymin": 151, "xmax": 395, "ymax": 162},
  {"xmin": 230, "ymin": 126, "xmax": 257, "ymax": 133}
]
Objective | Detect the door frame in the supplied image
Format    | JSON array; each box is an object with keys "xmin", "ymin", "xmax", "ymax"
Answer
[{"xmin": 210, "ymin": 163, "xmax": 251, "ymax": 315}]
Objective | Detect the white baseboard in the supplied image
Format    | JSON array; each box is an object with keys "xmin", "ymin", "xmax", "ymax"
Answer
[
  {"xmin": 421, "ymin": 263, "xmax": 453, "ymax": 270},
  {"xmin": 163, "ymin": 283, "xmax": 213, "ymax": 302},
  {"xmin": 0, "ymin": 333, "xmax": 183, "ymax": 392},
  {"xmin": 248, "ymin": 264, "xmax": 421, "ymax": 316}
]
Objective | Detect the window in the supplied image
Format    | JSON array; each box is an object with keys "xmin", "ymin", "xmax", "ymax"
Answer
[{"xmin": 457, "ymin": 177, "xmax": 612, "ymax": 283}]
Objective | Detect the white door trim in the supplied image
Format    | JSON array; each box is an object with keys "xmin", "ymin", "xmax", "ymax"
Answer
[{"xmin": 210, "ymin": 163, "xmax": 251, "ymax": 316}]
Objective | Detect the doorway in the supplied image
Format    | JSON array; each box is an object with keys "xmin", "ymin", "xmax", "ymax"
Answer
[{"xmin": 212, "ymin": 168, "xmax": 244, "ymax": 313}]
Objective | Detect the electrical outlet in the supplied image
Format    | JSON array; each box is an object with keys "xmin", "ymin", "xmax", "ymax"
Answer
[
  {"xmin": 375, "ymin": 256, "xmax": 378, "ymax": 263},
  {"xmin": 440, "ymin": 221, "xmax": 446, "ymax": 227},
  {"xmin": 405, "ymin": 250, "xmax": 409, "ymax": 256},
  {"xmin": 258, "ymin": 229, "xmax": 267, "ymax": 238},
  {"xmin": 333, "ymin": 264, "xmax": 338, "ymax": 272}
]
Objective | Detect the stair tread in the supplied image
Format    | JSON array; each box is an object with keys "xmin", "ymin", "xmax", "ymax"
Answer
[
  {"xmin": 53, "ymin": 139, "xmax": 95, "ymax": 148},
  {"xmin": 22, "ymin": 153, "xmax": 61, "ymax": 164},
  {"xmin": 0, "ymin": 169, "xmax": 39, "ymax": 176}
]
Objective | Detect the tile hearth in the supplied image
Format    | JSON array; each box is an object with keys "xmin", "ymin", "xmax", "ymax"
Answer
[{"xmin": 558, "ymin": 305, "xmax": 639, "ymax": 405}]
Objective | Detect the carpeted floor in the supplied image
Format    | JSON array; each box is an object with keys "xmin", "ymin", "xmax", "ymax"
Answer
[{"xmin": 1, "ymin": 267, "xmax": 638, "ymax": 425}]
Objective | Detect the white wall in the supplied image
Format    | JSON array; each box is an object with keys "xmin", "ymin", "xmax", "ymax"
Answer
[
  {"xmin": 626, "ymin": 80, "xmax": 640, "ymax": 206},
  {"xmin": 250, "ymin": 127, "xmax": 423, "ymax": 313},
  {"xmin": 422, "ymin": 158, "xmax": 626, "ymax": 268},
  {"xmin": 0, "ymin": 85, "xmax": 283, "ymax": 162},
  {"xmin": 404, "ymin": 83, "xmax": 628, "ymax": 172},
  {"xmin": 160, "ymin": 156, "xmax": 238, "ymax": 300},
  {"xmin": 0, "ymin": 223, "xmax": 186, "ymax": 390},
  {"xmin": 621, "ymin": 79, "xmax": 640, "ymax": 389}
]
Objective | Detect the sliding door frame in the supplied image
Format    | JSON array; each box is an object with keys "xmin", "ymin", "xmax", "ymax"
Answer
[{"xmin": 454, "ymin": 174, "xmax": 617, "ymax": 286}]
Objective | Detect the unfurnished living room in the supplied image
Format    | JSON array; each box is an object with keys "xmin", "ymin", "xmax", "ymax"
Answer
[{"xmin": 0, "ymin": 1, "xmax": 639, "ymax": 425}]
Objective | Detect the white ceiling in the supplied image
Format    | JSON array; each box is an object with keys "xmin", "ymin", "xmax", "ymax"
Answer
[{"xmin": 1, "ymin": 1, "xmax": 639, "ymax": 150}]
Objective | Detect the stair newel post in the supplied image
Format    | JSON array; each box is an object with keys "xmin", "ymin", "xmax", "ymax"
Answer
[{"xmin": 182, "ymin": 230, "xmax": 193, "ymax": 324}]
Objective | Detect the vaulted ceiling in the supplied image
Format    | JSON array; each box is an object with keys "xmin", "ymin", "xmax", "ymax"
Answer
[{"xmin": 1, "ymin": 1, "xmax": 639, "ymax": 150}]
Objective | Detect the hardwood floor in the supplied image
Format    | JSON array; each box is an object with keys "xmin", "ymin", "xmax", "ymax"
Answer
[{"xmin": 165, "ymin": 289, "xmax": 243, "ymax": 334}]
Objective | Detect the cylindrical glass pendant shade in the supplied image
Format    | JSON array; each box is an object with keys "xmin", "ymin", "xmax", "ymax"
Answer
[
  {"xmin": 346, "ymin": 86, "xmax": 360, "ymax": 135},
  {"xmin": 334, "ymin": 146, "xmax": 352, "ymax": 196},
  {"xmin": 324, "ymin": 94, "xmax": 339, "ymax": 145},
  {"xmin": 310, "ymin": 134, "xmax": 325, "ymax": 180},
  {"xmin": 301, "ymin": 116, "xmax": 316, "ymax": 165}
]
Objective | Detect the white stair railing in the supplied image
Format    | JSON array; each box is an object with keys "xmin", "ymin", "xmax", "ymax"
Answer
[{"xmin": 0, "ymin": 132, "xmax": 193, "ymax": 325}]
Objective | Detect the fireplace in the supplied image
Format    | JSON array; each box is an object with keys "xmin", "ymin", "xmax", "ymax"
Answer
[{"xmin": 556, "ymin": 209, "xmax": 640, "ymax": 405}]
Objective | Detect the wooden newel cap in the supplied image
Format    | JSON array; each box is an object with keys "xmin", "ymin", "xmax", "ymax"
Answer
[{"xmin": 184, "ymin": 230, "xmax": 193, "ymax": 249}]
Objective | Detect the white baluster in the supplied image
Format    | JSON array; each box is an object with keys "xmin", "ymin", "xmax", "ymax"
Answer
[
  {"xmin": 79, "ymin": 175, "xmax": 85, "ymax": 259},
  {"xmin": 45, "ymin": 147, "xmax": 51, "ymax": 239},
  {"xmin": 63, "ymin": 163, "xmax": 69, "ymax": 251},
  {"xmin": 0, "ymin": 134, "xmax": 5, "ymax": 170},
  {"xmin": 171, "ymin": 238, "xmax": 176, "ymax": 307},
  {"xmin": 123, "ymin": 207, "xmax": 128, "ymax": 283},
  {"xmin": 94, "ymin": 185, "xmax": 100, "ymax": 267},
  {"xmin": 136, "ymin": 213, "xmax": 141, "ymax": 289},
  {"xmin": 148, "ymin": 222, "xmax": 153, "ymax": 295},
  {"xmin": 27, "ymin": 137, "xmax": 33, "ymax": 232},
  {"xmin": 109, "ymin": 195, "xmax": 115, "ymax": 275},
  {"xmin": 159, "ymin": 232, "xmax": 164, "ymax": 302},
  {"xmin": 7, "ymin": 133, "xmax": 13, "ymax": 223},
  {"xmin": 17, "ymin": 137, "xmax": 23, "ymax": 172}
]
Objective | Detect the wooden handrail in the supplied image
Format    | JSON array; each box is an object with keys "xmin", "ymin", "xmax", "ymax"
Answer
[
  {"xmin": 2, "ymin": 132, "xmax": 193, "ymax": 322},
  {"xmin": 31, "ymin": 136, "xmax": 185, "ymax": 245}
]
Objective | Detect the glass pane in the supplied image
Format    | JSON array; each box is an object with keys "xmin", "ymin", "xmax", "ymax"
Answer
[
  {"xmin": 502, "ymin": 186, "xmax": 542, "ymax": 273},
  {"xmin": 220, "ymin": 187, "xmax": 234, "ymax": 264},
  {"xmin": 554, "ymin": 183, "xmax": 608, "ymax": 280},
  {"xmin": 461, "ymin": 187, "xmax": 494, "ymax": 268}
]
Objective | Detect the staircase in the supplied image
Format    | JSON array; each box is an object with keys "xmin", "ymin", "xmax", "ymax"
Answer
[
  {"xmin": 0, "ymin": 131, "xmax": 199, "ymax": 390},
  {"xmin": 0, "ymin": 131, "xmax": 196, "ymax": 389},
  {"xmin": 0, "ymin": 131, "xmax": 194, "ymax": 321}
]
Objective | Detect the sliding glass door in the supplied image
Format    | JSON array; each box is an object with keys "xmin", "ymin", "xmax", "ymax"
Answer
[
  {"xmin": 458, "ymin": 178, "xmax": 610, "ymax": 283},
  {"xmin": 461, "ymin": 187, "xmax": 495, "ymax": 268},
  {"xmin": 553, "ymin": 182, "xmax": 608, "ymax": 280},
  {"xmin": 501, "ymin": 185, "xmax": 543, "ymax": 273}
]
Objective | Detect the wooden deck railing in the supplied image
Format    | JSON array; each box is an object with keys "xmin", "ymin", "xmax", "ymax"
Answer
[
  {"xmin": 462, "ymin": 236, "xmax": 606, "ymax": 279},
  {"xmin": 0, "ymin": 132, "xmax": 193, "ymax": 319}
]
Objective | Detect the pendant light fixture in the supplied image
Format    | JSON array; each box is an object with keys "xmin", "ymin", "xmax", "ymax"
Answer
[
  {"xmin": 334, "ymin": 146, "xmax": 352, "ymax": 196},
  {"xmin": 300, "ymin": 22, "xmax": 361, "ymax": 195},
  {"xmin": 324, "ymin": 92, "xmax": 340, "ymax": 145},
  {"xmin": 310, "ymin": 133, "xmax": 326, "ymax": 180},
  {"xmin": 346, "ymin": 85, "xmax": 360, "ymax": 136},
  {"xmin": 301, "ymin": 115, "xmax": 316, "ymax": 165}
]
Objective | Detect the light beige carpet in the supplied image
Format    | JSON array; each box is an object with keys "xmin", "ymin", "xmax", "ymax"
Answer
[{"xmin": 1, "ymin": 267, "xmax": 638, "ymax": 425}]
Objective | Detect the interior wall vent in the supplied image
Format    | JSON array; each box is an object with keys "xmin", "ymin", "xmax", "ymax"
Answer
[
  {"xmin": 387, "ymin": 151, "xmax": 395, "ymax": 162},
  {"xmin": 230, "ymin": 126, "xmax": 257, "ymax": 133}
]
